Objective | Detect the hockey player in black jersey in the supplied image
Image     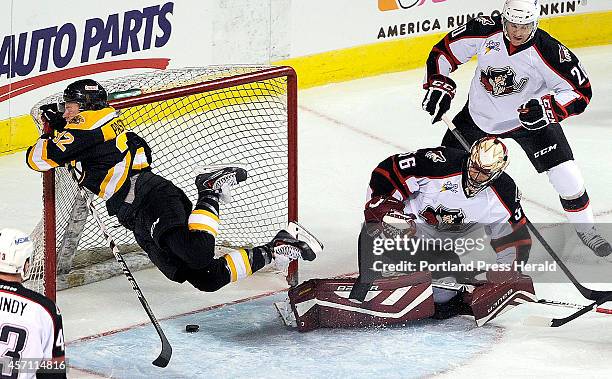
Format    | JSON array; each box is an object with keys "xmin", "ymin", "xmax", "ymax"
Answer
[
  {"xmin": 360, "ymin": 138, "xmax": 536, "ymax": 321},
  {"xmin": 0, "ymin": 228, "xmax": 66, "ymax": 378},
  {"xmin": 421, "ymin": 0, "xmax": 611, "ymax": 256},
  {"xmin": 26, "ymin": 79, "xmax": 320, "ymax": 293}
]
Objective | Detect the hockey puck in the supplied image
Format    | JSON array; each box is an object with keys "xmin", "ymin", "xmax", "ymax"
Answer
[{"xmin": 185, "ymin": 324, "xmax": 199, "ymax": 333}]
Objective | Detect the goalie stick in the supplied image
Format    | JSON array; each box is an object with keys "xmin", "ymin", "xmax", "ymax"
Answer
[
  {"xmin": 67, "ymin": 166, "xmax": 172, "ymax": 367},
  {"xmin": 525, "ymin": 292, "xmax": 612, "ymax": 327},
  {"xmin": 440, "ymin": 115, "xmax": 612, "ymax": 302},
  {"xmin": 432, "ymin": 280, "xmax": 612, "ymax": 315}
]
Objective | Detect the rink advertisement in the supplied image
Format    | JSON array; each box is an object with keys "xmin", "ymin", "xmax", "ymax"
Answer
[
  {"xmin": 1, "ymin": 0, "xmax": 611, "ymax": 154},
  {"xmin": 278, "ymin": 0, "xmax": 610, "ymax": 90},
  {"xmin": 375, "ymin": 0, "xmax": 601, "ymax": 40}
]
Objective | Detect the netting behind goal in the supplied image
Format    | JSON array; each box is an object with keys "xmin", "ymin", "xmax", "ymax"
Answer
[{"xmin": 28, "ymin": 66, "xmax": 298, "ymax": 300}]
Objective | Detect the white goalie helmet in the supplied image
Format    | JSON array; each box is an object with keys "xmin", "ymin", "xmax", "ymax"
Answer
[
  {"xmin": 502, "ymin": 0, "xmax": 540, "ymax": 43},
  {"xmin": 0, "ymin": 228, "xmax": 34, "ymax": 280},
  {"xmin": 463, "ymin": 137, "xmax": 509, "ymax": 198}
]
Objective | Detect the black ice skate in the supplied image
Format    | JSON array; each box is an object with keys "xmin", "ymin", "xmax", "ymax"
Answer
[
  {"xmin": 195, "ymin": 165, "xmax": 247, "ymax": 203},
  {"xmin": 269, "ymin": 222, "xmax": 323, "ymax": 262},
  {"xmin": 577, "ymin": 227, "xmax": 612, "ymax": 257}
]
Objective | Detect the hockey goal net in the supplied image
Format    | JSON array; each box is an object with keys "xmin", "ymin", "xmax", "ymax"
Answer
[{"xmin": 28, "ymin": 66, "xmax": 298, "ymax": 301}]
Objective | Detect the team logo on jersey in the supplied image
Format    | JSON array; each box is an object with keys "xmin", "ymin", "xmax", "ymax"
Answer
[
  {"xmin": 480, "ymin": 66, "xmax": 528, "ymax": 97},
  {"xmin": 68, "ymin": 115, "xmax": 85, "ymax": 125},
  {"xmin": 419, "ymin": 205, "xmax": 466, "ymax": 231},
  {"xmin": 425, "ymin": 150, "xmax": 446, "ymax": 163},
  {"xmin": 440, "ymin": 181, "xmax": 459, "ymax": 193},
  {"xmin": 559, "ymin": 45, "xmax": 572, "ymax": 63},
  {"xmin": 476, "ymin": 16, "xmax": 495, "ymax": 26},
  {"xmin": 484, "ymin": 40, "xmax": 500, "ymax": 54}
]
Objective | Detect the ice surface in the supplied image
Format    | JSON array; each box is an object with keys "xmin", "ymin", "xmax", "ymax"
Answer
[{"xmin": 67, "ymin": 293, "xmax": 500, "ymax": 378}]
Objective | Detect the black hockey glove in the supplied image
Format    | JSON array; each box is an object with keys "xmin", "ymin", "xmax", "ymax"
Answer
[
  {"xmin": 422, "ymin": 74, "xmax": 457, "ymax": 124},
  {"xmin": 518, "ymin": 94, "xmax": 567, "ymax": 130},
  {"xmin": 40, "ymin": 103, "xmax": 67, "ymax": 132}
]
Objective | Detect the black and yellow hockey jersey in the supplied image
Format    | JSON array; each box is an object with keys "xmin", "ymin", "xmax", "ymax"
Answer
[{"xmin": 26, "ymin": 107, "xmax": 151, "ymax": 201}]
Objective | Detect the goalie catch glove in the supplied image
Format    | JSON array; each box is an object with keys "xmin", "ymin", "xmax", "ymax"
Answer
[
  {"xmin": 40, "ymin": 103, "xmax": 67, "ymax": 132},
  {"xmin": 518, "ymin": 94, "xmax": 568, "ymax": 130},
  {"xmin": 364, "ymin": 196, "xmax": 417, "ymax": 238},
  {"xmin": 422, "ymin": 74, "xmax": 457, "ymax": 124}
]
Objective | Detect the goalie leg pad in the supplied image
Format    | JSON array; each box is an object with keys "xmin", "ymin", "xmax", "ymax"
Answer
[
  {"xmin": 468, "ymin": 273, "xmax": 537, "ymax": 326},
  {"xmin": 288, "ymin": 272, "xmax": 434, "ymax": 332}
]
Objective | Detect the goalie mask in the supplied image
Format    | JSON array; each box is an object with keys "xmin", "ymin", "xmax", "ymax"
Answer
[
  {"xmin": 502, "ymin": 0, "xmax": 539, "ymax": 44},
  {"xmin": 60, "ymin": 78, "xmax": 108, "ymax": 112},
  {"xmin": 462, "ymin": 137, "xmax": 509, "ymax": 198},
  {"xmin": 0, "ymin": 228, "xmax": 34, "ymax": 281}
]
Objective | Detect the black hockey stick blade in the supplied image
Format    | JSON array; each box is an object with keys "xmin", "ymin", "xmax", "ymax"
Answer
[
  {"xmin": 348, "ymin": 278, "xmax": 372, "ymax": 302},
  {"xmin": 525, "ymin": 292, "xmax": 612, "ymax": 327},
  {"xmin": 152, "ymin": 332, "xmax": 172, "ymax": 367}
]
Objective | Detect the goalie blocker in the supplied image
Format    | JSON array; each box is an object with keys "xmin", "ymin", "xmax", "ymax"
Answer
[{"xmin": 282, "ymin": 271, "xmax": 536, "ymax": 332}]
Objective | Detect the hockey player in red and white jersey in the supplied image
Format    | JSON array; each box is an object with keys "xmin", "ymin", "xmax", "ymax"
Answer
[
  {"xmin": 421, "ymin": 0, "xmax": 611, "ymax": 256},
  {"xmin": 283, "ymin": 138, "xmax": 537, "ymax": 331},
  {"xmin": 0, "ymin": 228, "xmax": 66, "ymax": 378},
  {"xmin": 365, "ymin": 138, "xmax": 530, "ymax": 265},
  {"xmin": 362, "ymin": 138, "xmax": 536, "ymax": 320}
]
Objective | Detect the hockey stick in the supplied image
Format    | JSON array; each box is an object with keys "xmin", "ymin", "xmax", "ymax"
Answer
[
  {"xmin": 535, "ymin": 298, "xmax": 612, "ymax": 315},
  {"xmin": 440, "ymin": 115, "xmax": 612, "ymax": 302},
  {"xmin": 431, "ymin": 280, "xmax": 612, "ymax": 314},
  {"xmin": 440, "ymin": 115, "xmax": 471, "ymax": 151},
  {"xmin": 67, "ymin": 167, "xmax": 172, "ymax": 367},
  {"xmin": 525, "ymin": 292, "xmax": 612, "ymax": 327}
]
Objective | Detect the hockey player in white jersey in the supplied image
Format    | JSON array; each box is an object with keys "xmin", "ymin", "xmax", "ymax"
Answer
[
  {"xmin": 0, "ymin": 229, "xmax": 66, "ymax": 378},
  {"xmin": 281, "ymin": 139, "xmax": 536, "ymax": 330},
  {"xmin": 364, "ymin": 137, "xmax": 530, "ymax": 267},
  {"xmin": 361, "ymin": 138, "xmax": 535, "ymax": 320},
  {"xmin": 421, "ymin": 0, "xmax": 611, "ymax": 256}
]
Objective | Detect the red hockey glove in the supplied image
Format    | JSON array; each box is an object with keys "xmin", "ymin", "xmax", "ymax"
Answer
[
  {"xmin": 518, "ymin": 94, "xmax": 568, "ymax": 130},
  {"xmin": 364, "ymin": 196, "xmax": 416, "ymax": 238},
  {"xmin": 422, "ymin": 74, "xmax": 457, "ymax": 124}
]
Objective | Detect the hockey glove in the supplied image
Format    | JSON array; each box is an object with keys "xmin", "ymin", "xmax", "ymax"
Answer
[
  {"xmin": 518, "ymin": 94, "xmax": 568, "ymax": 130},
  {"xmin": 422, "ymin": 74, "xmax": 457, "ymax": 124},
  {"xmin": 40, "ymin": 103, "xmax": 67, "ymax": 132},
  {"xmin": 364, "ymin": 196, "xmax": 417, "ymax": 238}
]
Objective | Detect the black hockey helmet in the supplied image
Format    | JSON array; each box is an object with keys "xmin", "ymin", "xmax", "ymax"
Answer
[{"xmin": 61, "ymin": 79, "xmax": 108, "ymax": 112}]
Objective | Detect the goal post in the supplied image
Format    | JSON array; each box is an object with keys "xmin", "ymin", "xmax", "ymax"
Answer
[{"xmin": 30, "ymin": 66, "xmax": 299, "ymax": 301}]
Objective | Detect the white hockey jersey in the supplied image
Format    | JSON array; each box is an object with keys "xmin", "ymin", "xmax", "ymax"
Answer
[
  {"xmin": 368, "ymin": 147, "xmax": 530, "ymax": 261},
  {"xmin": 425, "ymin": 15, "xmax": 591, "ymax": 134},
  {"xmin": 0, "ymin": 279, "xmax": 65, "ymax": 378}
]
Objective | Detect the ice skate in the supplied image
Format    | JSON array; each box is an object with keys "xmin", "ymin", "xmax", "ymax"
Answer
[
  {"xmin": 268, "ymin": 221, "xmax": 323, "ymax": 263},
  {"xmin": 577, "ymin": 226, "xmax": 612, "ymax": 257},
  {"xmin": 195, "ymin": 164, "xmax": 247, "ymax": 203}
]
